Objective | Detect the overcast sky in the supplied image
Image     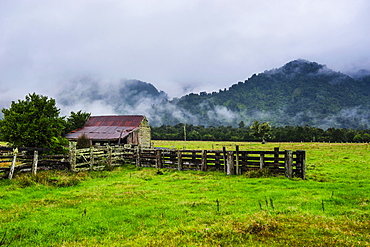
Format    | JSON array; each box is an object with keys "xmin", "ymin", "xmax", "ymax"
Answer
[{"xmin": 1, "ymin": 0, "xmax": 369, "ymax": 108}]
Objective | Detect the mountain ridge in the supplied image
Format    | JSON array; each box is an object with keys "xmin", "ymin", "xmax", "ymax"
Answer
[{"xmin": 57, "ymin": 59, "xmax": 370, "ymax": 129}]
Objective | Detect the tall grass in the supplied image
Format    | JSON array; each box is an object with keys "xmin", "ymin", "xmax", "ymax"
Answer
[{"xmin": 0, "ymin": 142, "xmax": 369, "ymax": 246}]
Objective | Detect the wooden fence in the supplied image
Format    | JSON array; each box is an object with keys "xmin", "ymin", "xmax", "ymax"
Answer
[
  {"xmin": 0, "ymin": 147, "xmax": 69, "ymax": 179},
  {"xmin": 0, "ymin": 144, "xmax": 306, "ymax": 179}
]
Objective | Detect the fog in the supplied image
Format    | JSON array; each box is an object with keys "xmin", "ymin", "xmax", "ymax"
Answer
[{"xmin": 1, "ymin": 0, "xmax": 370, "ymax": 125}]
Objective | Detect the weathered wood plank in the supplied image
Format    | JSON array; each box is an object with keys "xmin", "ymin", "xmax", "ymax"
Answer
[
  {"xmin": 8, "ymin": 148, "xmax": 18, "ymax": 180},
  {"xmin": 284, "ymin": 150, "xmax": 293, "ymax": 178},
  {"xmin": 235, "ymin": 145, "xmax": 240, "ymax": 175},
  {"xmin": 201, "ymin": 150, "xmax": 207, "ymax": 172},
  {"xmin": 226, "ymin": 151, "xmax": 234, "ymax": 175},
  {"xmin": 31, "ymin": 150, "xmax": 38, "ymax": 176}
]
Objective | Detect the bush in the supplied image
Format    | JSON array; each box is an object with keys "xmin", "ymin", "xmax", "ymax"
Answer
[
  {"xmin": 243, "ymin": 168, "xmax": 272, "ymax": 178},
  {"xmin": 76, "ymin": 133, "xmax": 91, "ymax": 149}
]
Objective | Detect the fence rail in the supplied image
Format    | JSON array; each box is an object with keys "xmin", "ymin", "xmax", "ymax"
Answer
[{"xmin": 0, "ymin": 144, "xmax": 306, "ymax": 179}]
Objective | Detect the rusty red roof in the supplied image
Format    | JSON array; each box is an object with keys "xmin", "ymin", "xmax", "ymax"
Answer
[
  {"xmin": 85, "ymin": 115, "xmax": 145, "ymax": 127},
  {"xmin": 65, "ymin": 115, "xmax": 145, "ymax": 141}
]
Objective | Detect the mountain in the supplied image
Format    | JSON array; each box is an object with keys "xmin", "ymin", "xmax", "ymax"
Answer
[
  {"xmin": 169, "ymin": 59, "xmax": 370, "ymax": 128},
  {"xmin": 58, "ymin": 78, "xmax": 168, "ymax": 116},
  {"xmin": 57, "ymin": 60, "xmax": 370, "ymax": 129}
]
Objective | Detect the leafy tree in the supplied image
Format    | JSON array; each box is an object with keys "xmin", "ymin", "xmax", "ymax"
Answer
[
  {"xmin": 250, "ymin": 121, "xmax": 271, "ymax": 144},
  {"xmin": 0, "ymin": 93, "xmax": 66, "ymax": 152},
  {"xmin": 354, "ymin": 133, "xmax": 370, "ymax": 142},
  {"xmin": 63, "ymin": 110, "xmax": 91, "ymax": 135}
]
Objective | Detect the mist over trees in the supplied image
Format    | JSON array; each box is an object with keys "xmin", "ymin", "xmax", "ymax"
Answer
[
  {"xmin": 1, "ymin": 59, "xmax": 370, "ymax": 146},
  {"xmin": 170, "ymin": 60, "xmax": 370, "ymax": 129},
  {"xmin": 55, "ymin": 59, "xmax": 370, "ymax": 129}
]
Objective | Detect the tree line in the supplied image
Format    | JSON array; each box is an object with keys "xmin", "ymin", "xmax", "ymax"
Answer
[{"xmin": 151, "ymin": 121, "xmax": 370, "ymax": 143}]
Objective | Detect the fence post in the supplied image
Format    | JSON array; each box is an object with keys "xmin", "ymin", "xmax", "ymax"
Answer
[
  {"xmin": 226, "ymin": 151, "xmax": 234, "ymax": 175},
  {"xmin": 69, "ymin": 142, "xmax": 76, "ymax": 171},
  {"xmin": 201, "ymin": 150, "xmax": 207, "ymax": 171},
  {"xmin": 284, "ymin": 150, "xmax": 293, "ymax": 178},
  {"xmin": 274, "ymin": 147, "xmax": 279, "ymax": 166},
  {"xmin": 259, "ymin": 153, "xmax": 265, "ymax": 170},
  {"xmin": 31, "ymin": 150, "xmax": 38, "ymax": 176},
  {"xmin": 8, "ymin": 148, "xmax": 18, "ymax": 180},
  {"xmin": 177, "ymin": 150, "xmax": 183, "ymax": 171},
  {"xmin": 135, "ymin": 146, "xmax": 141, "ymax": 167},
  {"xmin": 89, "ymin": 147, "xmax": 94, "ymax": 171},
  {"xmin": 223, "ymin": 147, "xmax": 227, "ymax": 173},
  {"xmin": 235, "ymin": 145, "xmax": 240, "ymax": 175},
  {"xmin": 108, "ymin": 146, "xmax": 113, "ymax": 167},
  {"xmin": 155, "ymin": 149, "xmax": 162, "ymax": 169},
  {"xmin": 297, "ymin": 150, "xmax": 306, "ymax": 179},
  {"xmin": 171, "ymin": 150, "xmax": 176, "ymax": 166},
  {"xmin": 190, "ymin": 151, "xmax": 197, "ymax": 169}
]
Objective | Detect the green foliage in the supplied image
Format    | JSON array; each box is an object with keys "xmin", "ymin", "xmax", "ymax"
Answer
[
  {"xmin": 243, "ymin": 168, "xmax": 272, "ymax": 178},
  {"xmin": 152, "ymin": 123, "xmax": 254, "ymax": 141},
  {"xmin": 63, "ymin": 110, "xmax": 91, "ymax": 135},
  {"xmin": 0, "ymin": 93, "xmax": 66, "ymax": 152},
  {"xmin": 353, "ymin": 133, "xmax": 370, "ymax": 142},
  {"xmin": 152, "ymin": 123, "xmax": 370, "ymax": 142},
  {"xmin": 49, "ymin": 136, "xmax": 70, "ymax": 154},
  {"xmin": 169, "ymin": 60, "xmax": 370, "ymax": 129},
  {"xmin": 250, "ymin": 121, "xmax": 271, "ymax": 143}
]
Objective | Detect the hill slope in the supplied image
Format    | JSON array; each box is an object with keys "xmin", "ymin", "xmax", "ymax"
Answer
[
  {"xmin": 57, "ymin": 60, "xmax": 370, "ymax": 129},
  {"xmin": 169, "ymin": 59, "xmax": 370, "ymax": 128}
]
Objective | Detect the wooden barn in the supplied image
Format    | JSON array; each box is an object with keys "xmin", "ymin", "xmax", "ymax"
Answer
[{"xmin": 65, "ymin": 115, "xmax": 151, "ymax": 147}]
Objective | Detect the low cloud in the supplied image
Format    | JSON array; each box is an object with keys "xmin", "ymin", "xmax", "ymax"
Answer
[{"xmin": 320, "ymin": 106, "xmax": 370, "ymax": 129}]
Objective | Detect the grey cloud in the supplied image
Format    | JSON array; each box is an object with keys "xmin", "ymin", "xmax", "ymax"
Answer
[{"xmin": 0, "ymin": 0, "xmax": 369, "ymax": 112}]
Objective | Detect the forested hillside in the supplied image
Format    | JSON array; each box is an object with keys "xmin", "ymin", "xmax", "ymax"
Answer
[
  {"xmin": 55, "ymin": 59, "xmax": 370, "ymax": 129},
  {"xmin": 171, "ymin": 59, "xmax": 370, "ymax": 128}
]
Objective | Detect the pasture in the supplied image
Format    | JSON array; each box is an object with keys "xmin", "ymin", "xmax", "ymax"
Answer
[{"xmin": 0, "ymin": 141, "xmax": 369, "ymax": 246}]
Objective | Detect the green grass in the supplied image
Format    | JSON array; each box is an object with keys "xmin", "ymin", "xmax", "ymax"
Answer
[{"xmin": 0, "ymin": 141, "xmax": 369, "ymax": 246}]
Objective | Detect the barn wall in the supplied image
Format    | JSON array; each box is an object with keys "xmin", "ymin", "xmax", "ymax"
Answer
[{"xmin": 138, "ymin": 117, "xmax": 152, "ymax": 148}]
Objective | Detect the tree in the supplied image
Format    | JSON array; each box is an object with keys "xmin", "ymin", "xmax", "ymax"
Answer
[
  {"xmin": 250, "ymin": 121, "xmax": 271, "ymax": 144},
  {"xmin": 353, "ymin": 133, "xmax": 370, "ymax": 142},
  {"xmin": 63, "ymin": 110, "xmax": 91, "ymax": 135},
  {"xmin": 0, "ymin": 93, "xmax": 67, "ymax": 152}
]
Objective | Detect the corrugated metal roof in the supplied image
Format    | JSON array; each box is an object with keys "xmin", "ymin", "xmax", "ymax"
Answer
[
  {"xmin": 85, "ymin": 115, "xmax": 144, "ymax": 127},
  {"xmin": 65, "ymin": 126, "xmax": 139, "ymax": 140},
  {"xmin": 65, "ymin": 115, "xmax": 145, "ymax": 140}
]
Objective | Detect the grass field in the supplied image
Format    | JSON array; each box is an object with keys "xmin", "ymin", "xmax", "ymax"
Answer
[{"xmin": 0, "ymin": 141, "xmax": 369, "ymax": 246}]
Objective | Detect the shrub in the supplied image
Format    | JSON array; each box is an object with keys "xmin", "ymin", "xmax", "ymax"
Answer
[
  {"xmin": 14, "ymin": 171, "xmax": 90, "ymax": 187},
  {"xmin": 243, "ymin": 168, "xmax": 272, "ymax": 178},
  {"xmin": 76, "ymin": 133, "xmax": 91, "ymax": 149}
]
